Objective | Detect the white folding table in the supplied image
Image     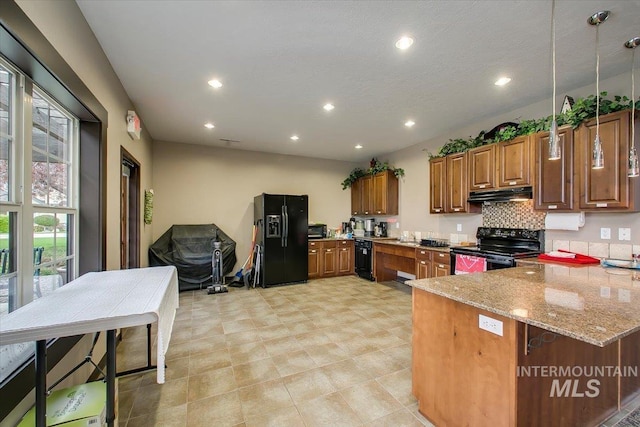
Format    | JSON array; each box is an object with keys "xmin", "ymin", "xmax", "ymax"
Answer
[{"xmin": 0, "ymin": 266, "xmax": 179, "ymax": 427}]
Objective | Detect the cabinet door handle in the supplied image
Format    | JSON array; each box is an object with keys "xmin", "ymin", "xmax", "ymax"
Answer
[
  {"xmin": 438, "ymin": 264, "xmax": 445, "ymax": 268},
  {"xmin": 377, "ymin": 211, "xmax": 382, "ymax": 214},
  {"xmin": 454, "ymin": 208, "xmax": 461, "ymax": 212},
  {"xmin": 509, "ymin": 181, "xmax": 517, "ymax": 186},
  {"xmin": 420, "ymin": 251, "xmax": 426, "ymax": 254},
  {"xmin": 311, "ymin": 250, "xmax": 316, "ymax": 253},
  {"xmin": 438, "ymin": 253, "xmax": 445, "ymax": 258},
  {"xmin": 420, "ymin": 261, "xmax": 426, "ymax": 264},
  {"xmin": 434, "ymin": 209, "xmax": 441, "ymax": 213},
  {"xmin": 326, "ymin": 249, "xmax": 332, "ymax": 252}
]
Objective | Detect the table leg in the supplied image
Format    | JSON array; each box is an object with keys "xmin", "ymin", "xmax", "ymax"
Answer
[
  {"xmin": 35, "ymin": 339, "xmax": 47, "ymax": 427},
  {"xmin": 106, "ymin": 329, "xmax": 116, "ymax": 427},
  {"xmin": 117, "ymin": 323, "xmax": 158, "ymax": 377}
]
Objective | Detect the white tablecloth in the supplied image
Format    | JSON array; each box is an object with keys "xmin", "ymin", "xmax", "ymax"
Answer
[{"xmin": 0, "ymin": 266, "xmax": 179, "ymax": 383}]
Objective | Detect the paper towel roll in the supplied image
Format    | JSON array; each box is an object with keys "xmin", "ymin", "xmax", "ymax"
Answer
[{"xmin": 544, "ymin": 212, "xmax": 585, "ymax": 231}]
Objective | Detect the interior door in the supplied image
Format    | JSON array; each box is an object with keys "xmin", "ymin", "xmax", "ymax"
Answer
[
  {"xmin": 120, "ymin": 151, "xmax": 140, "ymax": 269},
  {"xmin": 284, "ymin": 195, "xmax": 308, "ymax": 283}
]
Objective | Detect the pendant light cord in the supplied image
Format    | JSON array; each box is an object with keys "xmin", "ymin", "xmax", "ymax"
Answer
[
  {"xmin": 632, "ymin": 48, "xmax": 636, "ymax": 154},
  {"xmin": 596, "ymin": 25, "xmax": 600, "ymax": 132},
  {"xmin": 551, "ymin": 0, "xmax": 556, "ymax": 120}
]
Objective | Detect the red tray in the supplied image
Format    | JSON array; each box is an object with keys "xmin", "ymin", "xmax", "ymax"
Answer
[{"xmin": 538, "ymin": 249, "xmax": 600, "ymax": 265}]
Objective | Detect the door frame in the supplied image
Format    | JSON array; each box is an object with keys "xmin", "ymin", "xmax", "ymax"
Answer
[{"xmin": 120, "ymin": 147, "xmax": 141, "ymax": 269}]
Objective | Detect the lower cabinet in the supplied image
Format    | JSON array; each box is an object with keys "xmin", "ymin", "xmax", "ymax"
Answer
[
  {"xmin": 415, "ymin": 249, "xmax": 451, "ymax": 278},
  {"xmin": 308, "ymin": 240, "xmax": 354, "ymax": 279},
  {"xmin": 415, "ymin": 248, "xmax": 432, "ymax": 279}
]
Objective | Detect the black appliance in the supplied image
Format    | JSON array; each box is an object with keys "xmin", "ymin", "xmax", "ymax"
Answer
[
  {"xmin": 254, "ymin": 194, "xmax": 308, "ymax": 287},
  {"xmin": 467, "ymin": 186, "xmax": 533, "ymax": 203},
  {"xmin": 355, "ymin": 238, "xmax": 374, "ymax": 281},
  {"xmin": 308, "ymin": 223, "xmax": 327, "ymax": 239},
  {"xmin": 375, "ymin": 221, "xmax": 388, "ymax": 237},
  {"xmin": 420, "ymin": 238, "xmax": 449, "ymax": 248},
  {"xmin": 450, "ymin": 227, "xmax": 544, "ymax": 274}
]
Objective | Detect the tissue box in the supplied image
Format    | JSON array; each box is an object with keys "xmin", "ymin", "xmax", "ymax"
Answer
[{"xmin": 18, "ymin": 381, "xmax": 107, "ymax": 427}]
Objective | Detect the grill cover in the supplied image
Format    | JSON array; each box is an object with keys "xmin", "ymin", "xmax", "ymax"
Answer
[{"xmin": 149, "ymin": 224, "xmax": 236, "ymax": 291}]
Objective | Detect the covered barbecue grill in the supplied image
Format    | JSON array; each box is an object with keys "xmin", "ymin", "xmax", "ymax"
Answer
[{"xmin": 149, "ymin": 224, "xmax": 236, "ymax": 291}]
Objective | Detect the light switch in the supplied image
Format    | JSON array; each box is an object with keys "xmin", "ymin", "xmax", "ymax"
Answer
[
  {"xmin": 600, "ymin": 228, "xmax": 611, "ymax": 240},
  {"xmin": 456, "ymin": 224, "xmax": 462, "ymax": 232}
]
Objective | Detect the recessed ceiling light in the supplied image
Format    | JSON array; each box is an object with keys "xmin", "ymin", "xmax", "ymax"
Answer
[
  {"xmin": 208, "ymin": 79, "xmax": 223, "ymax": 89},
  {"xmin": 204, "ymin": 123, "xmax": 215, "ymax": 129},
  {"xmin": 395, "ymin": 36, "xmax": 414, "ymax": 50},
  {"xmin": 495, "ymin": 77, "xmax": 511, "ymax": 86},
  {"xmin": 290, "ymin": 135, "xmax": 299, "ymax": 141},
  {"xmin": 405, "ymin": 120, "xmax": 415, "ymax": 128},
  {"xmin": 323, "ymin": 103, "xmax": 335, "ymax": 111},
  {"xmin": 355, "ymin": 144, "xmax": 363, "ymax": 149}
]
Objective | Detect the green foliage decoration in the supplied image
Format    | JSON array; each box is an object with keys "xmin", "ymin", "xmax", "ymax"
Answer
[
  {"xmin": 342, "ymin": 160, "xmax": 405, "ymax": 190},
  {"xmin": 0, "ymin": 215, "xmax": 8, "ymax": 233},
  {"xmin": 427, "ymin": 92, "xmax": 640, "ymax": 159}
]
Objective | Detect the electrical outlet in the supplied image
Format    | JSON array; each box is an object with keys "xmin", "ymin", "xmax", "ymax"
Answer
[
  {"xmin": 396, "ymin": 222, "xmax": 400, "ymax": 229},
  {"xmin": 600, "ymin": 228, "xmax": 611, "ymax": 240},
  {"xmin": 456, "ymin": 224, "xmax": 462, "ymax": 232},
  {"xmin": 619, "ymin": 228, "xmax": 631, "ymax": 241},
  {"xmin": 478, "ymin": 314, "xmax": 503, "ymax": 336}
]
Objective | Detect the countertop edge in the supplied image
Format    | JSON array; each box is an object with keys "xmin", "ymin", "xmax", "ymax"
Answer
[{"xmin": 407, "ymin": 279, "xmax": 639, "ymax": 347}]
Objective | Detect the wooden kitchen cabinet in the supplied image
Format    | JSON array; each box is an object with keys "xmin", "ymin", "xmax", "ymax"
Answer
[
  {"xmin": 321, "ymin": 241, "xmax": 337, "ymax": 276},
  {"xmin": 534, "ymin": 125, "xmax": 576, "ymax": 211},
  {"xmin": 430, "ymin": 154, "xmax": 480, "ymax": 214},
  {"xmin": 309, "ymin": 240, "xmax": 354, "ymax": 279},
  {"xmin": 350, "ymin": 171, "xmax": 399, "ymax": 216},
  {"xmin": 429, "ymin": 157, "xmax": 446, "ymax": 214},
  {"xmin": 308, "ymin": 241, "xmax": 321, "ymax": 279},
  {"xmin": 350, "ymin": 178, "xmax": 363, "ymax": 215},
  {"xmin": 432, "ymin": 251, "xmax": 451, "ymax": 277},
  {"xmin": 468, "ymin": 144, "xmax": 496, "ymax": 191},
  {"xmin": 361, "ymin": 175, "xmax": 373, "ymax": 215},
  {"xmin": 337, "ymin": 240, "xmax": 354, "ymax": 275},
  {"xmin": 372, "ymin": 170, "xmax": 399, "ymax": 215},
  {"xmin": 578, "ymin": 110, "xmax": 640, "ymax": 211},
  {"xmin": 415, "ymin": 248, "xmax": 432, "ymax": 279},
  {"xmin": 497, "ymin": 135, "xmax": 532, "ymax": 187}
]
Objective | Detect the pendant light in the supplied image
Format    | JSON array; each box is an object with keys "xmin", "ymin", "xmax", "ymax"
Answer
[
  {"xmin": 626, "ymin": 36, "xmax": 640, "ymax": 178},
  {"xmin": 548, "ymin": 0, "xmax": 561, "ymax": 160},
  {"xmin": 588, "ymin": 11, "xmax": 609, "ymax": 170}
]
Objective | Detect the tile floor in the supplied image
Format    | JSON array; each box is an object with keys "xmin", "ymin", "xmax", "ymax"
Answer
[{"xmin": 115, "ymin": 276, "xmax": 432, "ymax": 427}]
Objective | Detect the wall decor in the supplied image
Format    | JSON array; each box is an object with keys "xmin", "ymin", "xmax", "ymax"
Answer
[{"xmin": 144, "ymin": 189, "xmax": 154, "ymax": 225}]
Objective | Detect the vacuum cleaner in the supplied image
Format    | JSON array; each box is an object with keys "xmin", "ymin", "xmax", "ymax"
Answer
[{"xmin": 207, "ymin": 241, "xmax": 227, "ymax": 294}]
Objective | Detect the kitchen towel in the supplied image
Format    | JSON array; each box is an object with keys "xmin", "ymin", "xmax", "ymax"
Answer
[
  {"xmin": 538, "ymin": 249, "xmax": 600, "ymax": 265},
  {"xmin": 455, "ymin": 254, "xmax": 487, "ymax": 275},
  {"xmin": 544, "ymin": 212, "xmax": 585, "ymax": 231}
]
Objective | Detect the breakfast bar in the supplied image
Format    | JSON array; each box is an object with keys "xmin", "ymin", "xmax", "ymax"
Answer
[{"xmin": 407, "ymin": 264, "xmax": 640, "ymax": 427}]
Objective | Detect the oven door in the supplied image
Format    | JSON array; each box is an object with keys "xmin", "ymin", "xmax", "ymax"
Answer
[{"xmin": 450, "ymin": 249, "xmax": 515, "ymax": 275}]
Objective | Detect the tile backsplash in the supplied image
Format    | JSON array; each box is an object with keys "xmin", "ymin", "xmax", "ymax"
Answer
[{"xmin": 482, "ymin": 200, "xmax": 546, "ymax": 229}]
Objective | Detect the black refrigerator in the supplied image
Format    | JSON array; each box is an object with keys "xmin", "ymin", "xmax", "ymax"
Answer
[{"xmin": 254, "ymin": 193, "xmax": 308, "ymax": 287}]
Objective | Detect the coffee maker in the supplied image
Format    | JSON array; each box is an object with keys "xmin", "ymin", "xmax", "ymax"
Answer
[
  {"xmin": 376, "ymin": 221, "xmax": 388, "ymax": 237},
  {"xmin": 364, "ymin": 218, "xmax": 375, "ymax": 237},
  {"xmin": 342, "ymin": 221, "xmax": 352, "ymax": 234}
]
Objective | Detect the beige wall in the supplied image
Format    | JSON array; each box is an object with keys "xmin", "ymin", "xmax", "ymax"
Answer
[
  {"xmin": 152, "ymin": 141, "xmax": 357, "ymax": 269},
  {"xmin": 16, "ymin": 0, "xmax": 156, "ymax": 270},
  {"xmin": 383, "ymin": 72, "xmax": 640, "ymax": 245}
]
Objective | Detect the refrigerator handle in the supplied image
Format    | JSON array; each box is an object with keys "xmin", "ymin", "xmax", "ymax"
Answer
[
  {"xmin": 284, "ymin": 209, "xmax": 289, "ymax": 247},
  {"xmin": 281, "ymin": 205, "xmax": 286, "ymax": 247}
]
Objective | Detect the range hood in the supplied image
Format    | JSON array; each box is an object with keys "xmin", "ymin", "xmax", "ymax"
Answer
[{"xmin": 468, "ymin": 186, "xmax": 532, "ymax": 203}]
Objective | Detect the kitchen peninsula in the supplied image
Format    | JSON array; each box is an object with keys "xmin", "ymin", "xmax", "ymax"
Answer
[{"xmin": 408, "ymin": 264, "xmax": 640, "ymax": 427}]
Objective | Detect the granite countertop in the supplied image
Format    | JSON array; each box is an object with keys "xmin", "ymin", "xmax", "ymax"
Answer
[
  {"xmin": 372, "ymin": 239, "xmax": 451, "ymax": 253},
  {"xmin": 407, "ymin": 264, "xmax": 640, "ymax": 347}
]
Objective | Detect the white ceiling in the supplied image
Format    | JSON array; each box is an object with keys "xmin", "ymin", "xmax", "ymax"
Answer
[{"xmin": 76, "ymin": 0, "xmax": 640, "ymax": 163}]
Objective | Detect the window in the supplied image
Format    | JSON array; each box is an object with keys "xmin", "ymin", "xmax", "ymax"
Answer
[{"xmin": 0, "ymin": 57, "xmax": 79, "ymax": 382}]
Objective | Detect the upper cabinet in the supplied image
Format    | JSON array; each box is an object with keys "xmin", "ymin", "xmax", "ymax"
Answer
[
  {"xmin": 350, "ymin": 170, "xmax": 398, "ymax": 216},
  {"xmin": 578, "ymin": 110, "xmax": 640, "ymax": 211},
  {"xmin": 430, "ymin": 153, "xmax": 480, "ymax": 214},
  {"xmin": 429, "ymin": 157, "xmax": 446, "ymax": 214},
  {"xmin": 350, "ymin": 178, "xmax": 363, "ymax": 215},
  {"xmin": 468, "ymin": 144, "xmax": 496, "ymax": 191},
  {"xmin": 497, "ymin": 135, "xmax": 532, "ymax": 187},
  {"xmin": 534, "ymin": 125, "xmax": 575, "ymax": 211},
  {"xmin": 372, "ymin": 170, "xmax": 399, "ymax": 215},
  {"xmin": 446, "ymin": 152, "xmax": 469, "ymax": 213}
]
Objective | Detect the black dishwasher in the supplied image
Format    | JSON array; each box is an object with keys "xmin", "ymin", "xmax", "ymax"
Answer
[{"xmin": 355, "ymin": 238, "xmax": 374, "ymax": 281}]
